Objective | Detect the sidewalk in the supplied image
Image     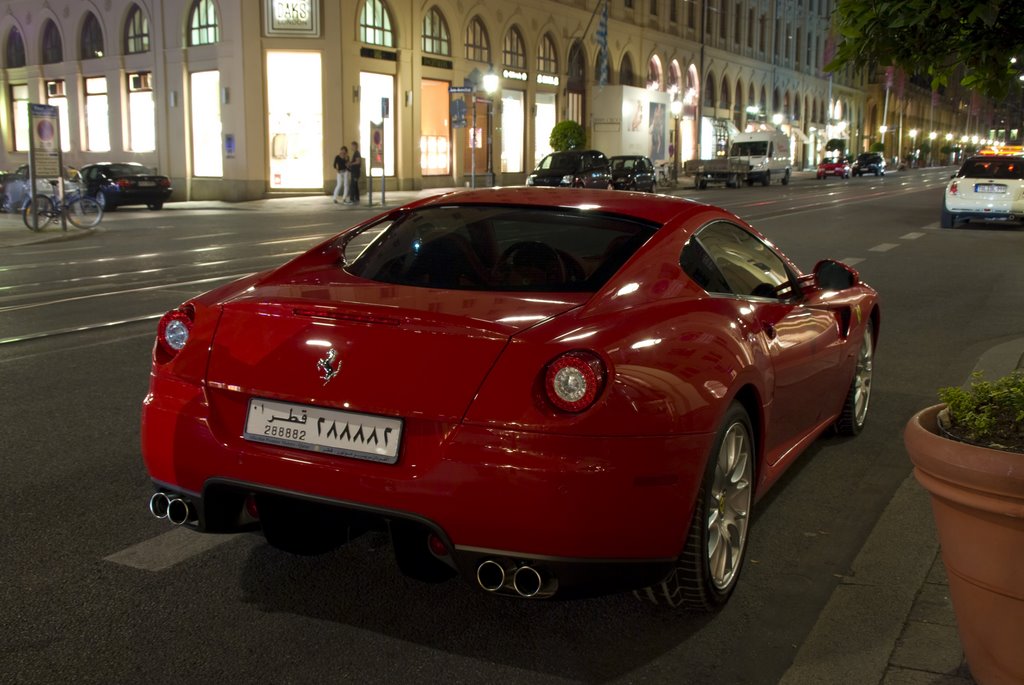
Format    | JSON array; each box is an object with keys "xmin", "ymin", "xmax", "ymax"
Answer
[{"xmin": 782, "ymin": 338, "xmax": 1024, "ymax": 685}]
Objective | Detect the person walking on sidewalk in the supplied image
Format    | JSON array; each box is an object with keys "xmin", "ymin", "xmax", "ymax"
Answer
[
  {"xmin": 348, "ymin": 141, "xmax": 362, "ymax": 205},
  {"xmin": 332, "ymin": 146, "xmax": 350, "ymax": 204}
]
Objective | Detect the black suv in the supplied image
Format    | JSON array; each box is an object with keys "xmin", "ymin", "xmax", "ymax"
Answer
[
  {"xmin": 852, "ymin": 152, "xmax": 886, "ymax": 176},
  {"xmin": 526, "ymin": 149, "xmax": 612, "ymax": 188}
]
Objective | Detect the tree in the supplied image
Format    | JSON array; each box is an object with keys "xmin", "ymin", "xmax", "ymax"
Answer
[
  {"xmin": 827, "ymin": 0, "xmax": 1024, "ymax": 99},
  {"xmin": 549, "ymin": 121, "xmax": 586, "ymax": 151}
]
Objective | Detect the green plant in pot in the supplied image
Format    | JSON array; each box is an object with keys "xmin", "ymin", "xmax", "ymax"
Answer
[{"xmin": 904, "ymin": 370, "xmax": 1024, "ymax": 685}]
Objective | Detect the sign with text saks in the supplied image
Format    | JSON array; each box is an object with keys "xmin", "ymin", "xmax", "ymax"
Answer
[{"xmin": 264, "ymin": 0, "xmax": 320, "ymax": 37}]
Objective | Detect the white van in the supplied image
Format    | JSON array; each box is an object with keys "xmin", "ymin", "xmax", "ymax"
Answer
[{"xmin": 728, "ymin": 131, "xmax": 792, "ymax": 186}]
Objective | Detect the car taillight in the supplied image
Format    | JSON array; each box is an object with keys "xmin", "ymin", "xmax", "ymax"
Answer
[
  {"xmin": 949, "ymin": 181, "xmax": 959, "ymax": 195},
  {"xmin": 156, "ymin": 305, "xmax": 195, "ymax": 358},
  {"xmin": 544, "ymin": 351, "xmax": 606, "ymax": 413},
  {"xmin": 116, "ymin": 178, "xmax": 132, "ymax": 189},
  {"xmin": 159, "ymin": 178, "xmax": 171, "ymax": 188}
]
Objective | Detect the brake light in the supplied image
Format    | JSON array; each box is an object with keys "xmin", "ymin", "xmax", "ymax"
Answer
[
  {"xmin": 156, "ymin": 305, "xmax": 195, "ymax": 358},
  {"xmin": 544, "ymin": 351, "xmax": 607, "ymax": 412},
  {"xmin": 116, "ymin": 178, "xmax": 132, "ymax": 190},
  {"xmin": 949, "ymin": 181, "xmax": 959, "ymax": 195},
  {"xmin": 158, "ymin": 178, "xmax": 171, "ymax": 188}
]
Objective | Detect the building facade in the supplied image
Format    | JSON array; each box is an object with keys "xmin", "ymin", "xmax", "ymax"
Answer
[{"xmin": 0, "ymin": 0, "xmax": 984, "ymax": 202}]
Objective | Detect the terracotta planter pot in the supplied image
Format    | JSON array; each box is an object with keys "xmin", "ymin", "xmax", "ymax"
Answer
[{"xmin": 904, "ymin": 404, "xmax": 1024, "ymax": 685}]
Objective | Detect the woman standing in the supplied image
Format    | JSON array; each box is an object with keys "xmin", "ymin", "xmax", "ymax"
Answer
[{"xmin": 332, "ymin": 146, "xmax": 349, "ymax": 204}]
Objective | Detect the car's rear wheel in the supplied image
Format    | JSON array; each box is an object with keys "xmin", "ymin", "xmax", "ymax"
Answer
[
  {"xmin": 147, "ymin": 202, "xmax": 163, "ymax": 210},
  {"xmin": 781, "ymin": 170, "xmax": 790, "ymax": 185},
  {"xmin": 940, "ymin": 207, "xmax": 957, "ymax": 228},
  {"xmin": 834, "ymin": 320, "xmax": 874, "ymax": 436},
  {"xmin": 638, "ymin": 403, "xmax": 754, "ymax": 610},
  {"xmin": 761, "ymin": 171, "xmax": 771, "ymax": 186},
  {"xmin": 256, "ymin": 493, "xmax": 352, "ymax": 556}
]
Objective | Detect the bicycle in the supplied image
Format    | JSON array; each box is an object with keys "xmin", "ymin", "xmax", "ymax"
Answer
[
  {"xmin": 23, "ymin": 182, "xmax": 103, "ymax": 231},
  {"xmin": 656, "ymin": 162, "xmax": 677, "ymax": 189}
]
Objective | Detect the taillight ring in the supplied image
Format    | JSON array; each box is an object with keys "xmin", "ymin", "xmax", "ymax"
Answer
[
  {"xmin": 156, "ymin": 305, "xmax": 195, "ymax": 357},
  {"xmin": 544, "ymin": 350, "xmax": 607, "ymax": 413}
]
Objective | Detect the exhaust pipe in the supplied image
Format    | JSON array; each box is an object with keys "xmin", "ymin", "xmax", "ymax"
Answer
[
  {"xmin": 149, "ymin": 492, "xmax": 171, "ymax": 519},
  {"xmin": 166, "ymin": 496, "xmax": 193, "ymax": 525},
  {"xmin": 512, "ymin": 565, "xmax": 544, "ymax": 598},
  {"xmin": 476, "ymin": 559, "xmax": 506, "ymax": 592}
]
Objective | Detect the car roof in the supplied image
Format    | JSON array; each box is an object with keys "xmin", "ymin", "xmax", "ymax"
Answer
[{"xmin": 405, "ymin": 187, "xmax": 713, "ymax": 227}]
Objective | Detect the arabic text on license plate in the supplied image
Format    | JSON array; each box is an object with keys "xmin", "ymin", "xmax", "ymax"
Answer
[
  {"xmin": 244, "ymin": 398, "xmax": 402, "ymax": 464},
  {"xmin": 975, "ymin": 183, "xmax": 1006, "ymax": 193}
]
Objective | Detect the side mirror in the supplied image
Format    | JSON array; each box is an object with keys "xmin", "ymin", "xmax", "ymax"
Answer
[{"xmin": 813, "ymin": 259, "xmax": 859, "ymax": 291}]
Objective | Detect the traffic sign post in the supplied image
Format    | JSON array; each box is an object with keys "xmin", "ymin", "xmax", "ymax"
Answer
[
  {"xmin": 368, "ymin": 121, "xmax": 385, "ymax": 207},
  {"xmin": 27, "ymin": 103, "xmax": 64, "ymax": 231}
]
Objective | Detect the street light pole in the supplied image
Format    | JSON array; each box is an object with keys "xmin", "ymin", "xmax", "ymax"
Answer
[{"xmin": 483, "ymin": 66, "xmax": 498, "ymax": 186}]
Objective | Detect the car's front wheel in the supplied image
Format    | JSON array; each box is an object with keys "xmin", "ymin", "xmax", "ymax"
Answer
[
  {"xmin": 834, "ymin": 320, "xmax": 874, "ymax": 435},
  {"xmin": 147, "ymin": 202, "xmax": 163, "ymax": 210},
  {"xmin": 638, "ymin": 403, "xmax": 754, "ymax": 610}
]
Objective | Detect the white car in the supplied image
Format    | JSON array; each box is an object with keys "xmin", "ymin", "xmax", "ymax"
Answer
[{"xmin": 942, "ymin": 155, "xmax": 1024, "ymax": 228}]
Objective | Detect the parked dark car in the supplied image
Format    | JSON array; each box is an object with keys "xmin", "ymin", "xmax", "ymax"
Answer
[
  {"xmin": 79, "ymin": 162, "xmax": 173, "ymax": 210},
  {"xmin": 526, "ymin": 150, "xmax": 612, "ymax": 188},
  {"xmin": 852, "ymin": 153, "xmax": 886, "ymax": 176},
  {"xmin": 609, "ymin": 155, "xmax": 656, "ymax": 192}
]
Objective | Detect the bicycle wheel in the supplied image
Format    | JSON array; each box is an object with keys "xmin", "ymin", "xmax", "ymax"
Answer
[
  {"xmin": 65, "ymin": 196, "xmax": 103, "ymax": 229},
  {"xmin": 23, "ymin": 196, "xmax": 54, "ymax": 231}
]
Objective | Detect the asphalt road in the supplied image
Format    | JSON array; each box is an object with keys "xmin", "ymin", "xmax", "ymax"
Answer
[{"xmin": 1, "ymin": 170, "xmax": 1021, "ymax": 683}]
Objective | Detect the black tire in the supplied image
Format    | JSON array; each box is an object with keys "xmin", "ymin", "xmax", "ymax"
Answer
[
  {"xmin": 256, "ymin": 493, "xmax": 351, "ymax": 556},
  {"xmin": 834, "ymin": 320, "xmax": 874, "ymax": 436},
  {"xmin": 23, "ymin": 196, "xmax": 53, "ymax": 231},
  {"xmin": 761, "ymin": 171, "xmax": 771, "ymax": 186},
  {"xmin": 781, "ymin": 170, "xmax": 790, "ymax": 185},
  {"xmin": 66, "ymin": 197, "xmax": 103, "ymax": 228},
  {"xmin": 638, "ymin": 403, "xmax": 755, "ymax": 610},
  {"xmin": 147, "ymin": 202, "xmax": 163, "ymax": 210},
  {"xmin": 698, "ymin": 179, "xmax": 708, "ymax": 190},
  {"xmin": 940, "ymin": 207, "xmax": 957, "ymax": 228}
]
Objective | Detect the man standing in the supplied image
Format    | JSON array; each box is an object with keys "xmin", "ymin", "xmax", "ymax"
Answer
[
  {"xmin": 348, "ymin": 141, "xmax": 362, "ymax": 205},
  {"xmin": 331, "ymin": 146, "xmax": 349, "ymax": 204}
]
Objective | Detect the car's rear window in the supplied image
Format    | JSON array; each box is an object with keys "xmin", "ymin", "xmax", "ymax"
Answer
[
  {"xmin": 108, "ymin": 164, "xmax": 156, "ymax": 176},
  {"xmin": 342, "ymin": 205, "xmax": 657, "ymax": 292},
  {"xmin": 958, "ymin": 158, "xmax": 1024, "ymax": 180}
]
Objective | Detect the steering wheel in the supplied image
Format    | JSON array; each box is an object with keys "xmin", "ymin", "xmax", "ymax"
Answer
[{"xmin": 497, "ymin": 241, "xmax": 567, "ymax": 286}]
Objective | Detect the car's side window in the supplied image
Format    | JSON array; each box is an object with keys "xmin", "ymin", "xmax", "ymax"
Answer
[{"xmin": 682, "ymin": 221, "xmax": 795, "ymax": 299}]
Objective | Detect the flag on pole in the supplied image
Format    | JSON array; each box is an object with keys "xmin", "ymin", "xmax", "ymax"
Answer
[{"xmin": 595, "ymin": 0, "xmax": 609, "ymax": 87}]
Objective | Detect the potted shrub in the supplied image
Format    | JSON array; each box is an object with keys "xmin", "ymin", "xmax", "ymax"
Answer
[{"xmin": 904, "ymin": 370, "xmax": 1024, "ymax": 685}]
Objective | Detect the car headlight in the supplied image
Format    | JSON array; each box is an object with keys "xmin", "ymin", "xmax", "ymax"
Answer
[
  {"xmin": 526, "ymin": 175, "xmax": 535, "ymax": 186},
  {"xmin": 561, "ymin": 174, "xmax": 574, "ymax": 185}
]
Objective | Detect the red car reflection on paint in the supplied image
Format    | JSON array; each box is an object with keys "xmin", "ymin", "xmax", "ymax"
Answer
[{"xmin": 142, "ymin": 188, "xmax": 879, "ymax": 609}]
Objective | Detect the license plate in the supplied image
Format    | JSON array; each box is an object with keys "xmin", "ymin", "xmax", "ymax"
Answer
[
  {"xmin": 974, "ymin": 183, "xmax": 1006, "ymax": 193},
  {"xmin": 244, "ymin": 398, "xmax": 402, "ymax": 464},
  {"xmin": 136, "ymin": 181, "xmax": 156, "ymax": 187}
]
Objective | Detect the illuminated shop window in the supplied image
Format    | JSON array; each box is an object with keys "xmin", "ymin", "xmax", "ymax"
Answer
[
  {"xmin": 125, "ymin": 4, "xmax": 150, "ymax": 54},
  {"xmin": 360, "ymin": 0, "xmax": 394, "ymax": 47},
  {"xmin": 81, "ymin": 12, "xmax": 104, "ymax": 59},
  {"xmin": 46, "ymin": 80, "xmax": 71, "ymax": 152},
  {"xmin": 266, "ymin": 51, "xmax": 323, "ymax": 189},
  {"xmin": 188, "ymin": 0, "xmax": 220, "ymax": 46},
  {"xmin": 128, "ymin": 72, "xmax": 155, "ymax": 152},
  {"xmin": 500, "ymin": 89, "xmax": 524, "ymax": 173},
  {"xmin": 10, "ymin": 84, "xmax": 29, "ymax": 151},
  {"xmin": 421, "ymin": 7, "xmax": 449, "ymax": 56},
  {"xmin": 537, "ymin": 34, "xmax": 557, "ymax": 75},
  {"xmin": 534, "ymin": 91, "xmax": 556, "ymax": 167},
  {"xmin": 6, "ymin": 27, "xmax": 25, "ymax": 68},
  {"xmin": 85, "ymin": 76, "xmax": 110, "ymax": 152},
  {"xmin": 41, "ymin": 20, "xmax": 63, "ymax": 64},
  {"xmin": 190, "ymin": 70, "xmax": 223, "ymax": 176},
  {"xmin": 465, "ymin": 17, "xmax": 489, "ymax": 63},
  {"xmin": 419, "ymin": 79, "xmax": 450, "ymax": 175},
  {"xmin": 503, "ymin": 26, "xmax": 525, "ymax": 70}
]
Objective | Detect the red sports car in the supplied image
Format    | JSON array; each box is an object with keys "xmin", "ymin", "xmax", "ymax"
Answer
[
  {"xmin": 817, "ymin": 158, "xmax": 851, "ymax": 179},
  {"xmin": 142, "ymin": 188, "xmax": 878, "ymax": 609}
]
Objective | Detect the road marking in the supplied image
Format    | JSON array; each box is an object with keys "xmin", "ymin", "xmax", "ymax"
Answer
[
  {"xmin": 104, "ymin": 528, "xmax": 244, "ymax": 572},
  {"xmin": 868, "ymin": 243, "xmax": 900, "ymax": 252},
  {"xmin": 837, "ymin": 257, "xmax": 864, "ymax": 265},
  {"xmin": 900, "ymin": 232, "xmax": 926, "ymax": 240}
]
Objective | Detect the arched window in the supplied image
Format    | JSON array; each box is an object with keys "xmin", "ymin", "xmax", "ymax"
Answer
[
  {"xmin": 81, "ymin": 12, "xmax": 104, "ymax": 59},
  {"xmin": 734, "ymin": 80, "xmax": 743, "ymax": 127},
  {"xmin": 465, "ymin": 17, "xmax": 489, "ymax": 63},
  {"xmin": 647, "ymin": 55, "xmax": 662, "ymax": 90},
  {"xmin": 188, "ymin": 0, "xmax": 219, "ymax": 46},
  {"xmin": 537, "ymin": 33, "xmax": 557, "ymax": 75},
  {"xmin": 704, "ymin": 71, "xmax": 716, "ymax": 107},
  {"xmin": 619, "ymin": 53, "xmax": 634, "ymax": 86},
  {"xmin": 567, "ymin": 40, "xmax": 586, "ymax": 89},
  {"xmin": 668, "ymin": 60, "xmax": 682, "ymax": 93},
  {"xmin": 41, "ymin": 20, "xmax": 63, "ymax": 64},
  {"xmin": 5, "ymin": 27, "xmax": 25, "ymax": 68},
  {"xmin": 421, "ymin": 7, "xmax": 449, "ymax": 56},
  {"xmin": 719, "ymin": 75, "xmax": 730, "ymax": 109},
  {"xmin": 124, "ymin": 4, "xmax": 150, "ymax": 54},
  {"xmin": 503, "ymin": 26, "xmax": 525, "ymax": 69},
  {"xmin": 360, "ymin": 0, "xmax": 394, "ymax": 46}
]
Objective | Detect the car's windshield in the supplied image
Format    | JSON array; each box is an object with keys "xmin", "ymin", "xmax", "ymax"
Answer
[
  {"xmin": 958, "ymin": 158, "xmax": 1024, "ymax": 180},
  {"xmin": 730, "ymin": 141, "xmax": 768, "ymax": 156},
  {"xmin": 343, "ymin": 205, "xmax": 657, "ymax": 292},
  {"xmin": 538, "ymin": 154, "xmax": 578, "ymax": 172},
  {"xmin": 108, "ymin": 164, "xmax": 157, "ymax": 176}
]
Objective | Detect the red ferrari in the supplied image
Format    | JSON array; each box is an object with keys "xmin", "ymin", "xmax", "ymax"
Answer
[{"xmin": 142, "ymin": 188, "xmax": 878, "ymax": 609}]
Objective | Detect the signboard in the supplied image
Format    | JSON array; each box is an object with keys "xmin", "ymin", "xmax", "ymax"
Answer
[
  {"xmin": 450, "ymin": 97, "xmax": 467, "ymax": 129},
  {"xmin": 264, "ymin": 0, "xmax": 320, "ymax": 37},
  {"xmin": 448, "ymin": 86, "xmax": 473, "ymax": 94},
  {"xmin": 29, "ymin": 103, "xmax": 61, "ymax": 178},
  {"xmin": 369, "ymin": 122, "xmax": 384, "ymax": 170}
]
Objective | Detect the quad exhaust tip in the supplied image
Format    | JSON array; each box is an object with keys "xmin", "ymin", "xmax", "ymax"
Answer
[{"xmin": 475, "ymin": 559, "xmax": 556, "ymax": 598}]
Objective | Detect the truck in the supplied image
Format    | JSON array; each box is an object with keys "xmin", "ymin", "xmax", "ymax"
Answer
[{"xmin": 683, "ymin": 130, "xmax": 792, "ymax": 189}]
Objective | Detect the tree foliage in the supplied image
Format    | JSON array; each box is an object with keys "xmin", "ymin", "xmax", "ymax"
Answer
[
  {"xmin": 549, "ymin": 121, "xmax": 586, "ymax": 151},
  {"xmin": 827, "ymin": 0, "xmax": 1024, "ymax": 99}
]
